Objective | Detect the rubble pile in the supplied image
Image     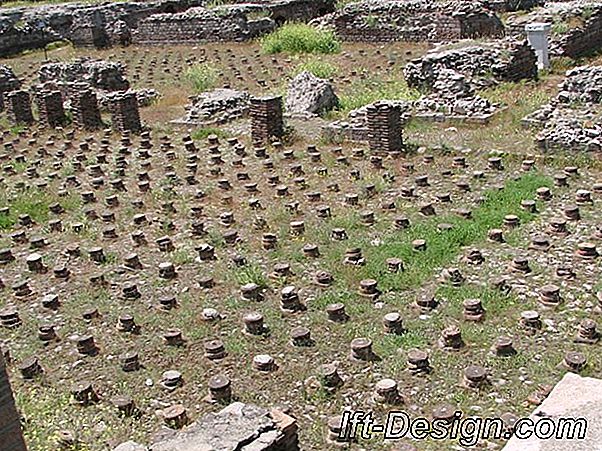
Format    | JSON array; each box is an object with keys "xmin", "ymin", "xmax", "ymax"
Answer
[
  {"xmin": 413, "ymin": 68, "xmax": 499, "ymax": 122},
  {"xmin": 39, "ymin": 58, "xmax": 130, "ymax": 92},
  {"xmin": 404, "ymin": 39, "xmax": 538, "ymax": 91},
  {"xmin": 113, "ymin": 403, "xmax": 299, "ymax": 451},
  {"xmin": 523, "ymin": 65, "xmax": 602, "ymax": 151},
  {"xmin": 174, "ymin": 88, "xmax": 251, "ymax": 125}
]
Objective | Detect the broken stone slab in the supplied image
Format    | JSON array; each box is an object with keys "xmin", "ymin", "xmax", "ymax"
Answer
[
  {"xmin": 285, "ymin": 70, "xmax": 338, "ymax": 117},
  {"xmin": 502, "ymin": 372, "xmax": 602, "ymax": 451},
  {"xmin": 148, "ymin": 402, "xmax": 298, "ymax": 451},
  {"xmin": 172, "ymin": 89, "xmax": 250, "ymax": 126}
]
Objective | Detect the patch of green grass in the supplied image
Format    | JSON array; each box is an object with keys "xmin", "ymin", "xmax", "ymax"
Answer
[
  {"xmin": 552, "ymin": 21, "xmax": 571, "ymax": 35},
  {"xmin": 337, "ymin": 75, "xmax": 420, "ymax": 115},
  {"xmin": 260, "ymin": 23, "xmax": 340, "ymax": 55},
  {"xmin": 229, "ymin": 263, "xmax": 269, "ymax": 288},
  {"xmin": 291, "ymin": 58, "xmax": 337, "ymax": 79},
  {"xmin": 0, "ymin": 188, "xmax": 52, "ymax": 230},
  {"xmin": 582, "ymin": 5, "xmax": 596, "ymax": 20},
  {"xmin": 191, "ymin": 127, "xmax": 230, "ymax": 141},
  {"xmin": 347, "ymin": 173, "xmax": 552, "ymax": 291},
  {"xmin": 184, "ymin": 63, "xmax": 219, "ymax": 93}
]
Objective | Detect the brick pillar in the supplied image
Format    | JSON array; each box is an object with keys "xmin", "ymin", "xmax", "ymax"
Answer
[
  {"xmin": 250, "ymin": 95, "xmax": 284, "ymax": 145},
  {"xmin": 6, "ymin": 90, "xmax": 34, "ymax": 125},
  {"xmin": 0, "ymin": 352, "xmax": 28, "ymax": 451},
  {"xmin": 71, "ymin": 83, "xmax": 102, "ymax": 130},
  {"xmin": 366, "ymin": 101, "xmax": 404, "ymax": 154},
  {"xmin": 109, "ymin": 92, "xmax": 142, "ymax": 134},
  {"xmin": 35, "ymin": 90, "xmax": 66, "ymax": 128}
]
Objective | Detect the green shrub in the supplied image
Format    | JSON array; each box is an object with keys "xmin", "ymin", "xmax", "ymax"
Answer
[
  {"xmin": 260, "ymin": 23, "xmax": 340, "ymax": 55},
  {"xmin": 184, "ymin": 64, "xmax": 218, "ymax": 93},
  {"xmin": 291, "ymin": 59, "xmax": 337, "ymax": 79}
]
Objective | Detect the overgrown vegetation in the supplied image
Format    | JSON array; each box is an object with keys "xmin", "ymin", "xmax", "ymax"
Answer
[
  {"xmin": 0, "ymin": 189, "xmax": 51, "ymax": 230},
  {"xmin": 335, "ymin": 172, "xmax": 552, "ymax": 291},
  {"xmin": 260, "ymin": 23, "xmax": 340, "ymax": 55},
  {"xmin": 184, "ymin": 63, "xmax": 219, "ymax": 93},
  {"xmin": 336, "ymin": 74, "xmax": 421, "ymax": 115},
  {"xmin": 290, "ymin": 58, "xmax": 337, "ymax": 79}
]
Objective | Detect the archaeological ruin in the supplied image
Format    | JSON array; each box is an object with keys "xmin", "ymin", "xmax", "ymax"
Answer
[{"xmin": 1, "ymin": 0, "xmax": 602, "ymax": 450}]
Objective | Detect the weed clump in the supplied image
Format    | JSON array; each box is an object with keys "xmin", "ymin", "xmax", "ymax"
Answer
[
  {"xmin": 291, "ymin": 59, "xmax": 337, "ymax": 79},
  {"xmin": 184, "ymin": 64, "xmax": 218, "ymax": 93},
  {"xmin": 261, "ymin": 23, "xmax": 340, "ymax": 55}
]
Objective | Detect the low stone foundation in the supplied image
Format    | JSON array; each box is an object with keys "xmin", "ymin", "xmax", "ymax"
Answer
[
  {"xmin": 322, "ymin": 100, "xmax": 411, "ymax": 143},
  {"xmin": 173, "ymin": 88, "xmax": 250, "ymax": 126},
  {"xmin": 522, "ymin": 65, "xmax": 602, "ymax": 152}
]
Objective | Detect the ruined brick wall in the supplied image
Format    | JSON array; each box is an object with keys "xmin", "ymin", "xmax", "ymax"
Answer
[
  {"xmin": 313, "ymin": 0, "xmax": 503, "ymax": 43},
  {"xmin": 493, "ymin": 39, "xmax": 538, "ymax": 82},
  {"xmin": 133, "ymin": 0, "xmax": 334, "ymax": 45},
  {"xmin": 0, "ymin": 0, "xmax": 204, "ymax": 56},
  {"xmin": 556, "ymin": 9, "xmax": 602, "ymax": 58},
  {"xmin": 133, "ymin": 8, "xmax": 274, "ymax": 44}
]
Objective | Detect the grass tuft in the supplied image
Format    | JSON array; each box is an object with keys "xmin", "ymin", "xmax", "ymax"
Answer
[
  {"xmin": 336, "ymin": 75, "xmax": 420, "ymax": 115},
  {"xmin": 291, "ymin": 58, "xmax": 337, "ymax": 79},
  {"xmin": 260, "ymin": 23, "xmax": 340, "ymax": 55},
  {"xmin": 184, "ymin": 63, "xmax": 218, "ymax": 93}
]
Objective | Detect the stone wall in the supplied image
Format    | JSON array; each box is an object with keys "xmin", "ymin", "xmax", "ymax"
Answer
[
  {"xmin": 133, "ymin": 7, "xmax": 274, "ymax": 44},
  {"xmin": 0, "ymin": 64, "xmax": 21, "ymax": 112},
  {"xmin": 133, "ymin": 0, "xmax": 334, "ymax": 45},
  {"xmin": 312, "ymin": 0, "xmax": 504, "ymax": 43},
  {"xmin": 0, "ymin": 0, "xmax": 204, "ymax": 57},
  {"xmin": 555, "ymin": 7, "xmax": 602, "ymax": 58}
]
